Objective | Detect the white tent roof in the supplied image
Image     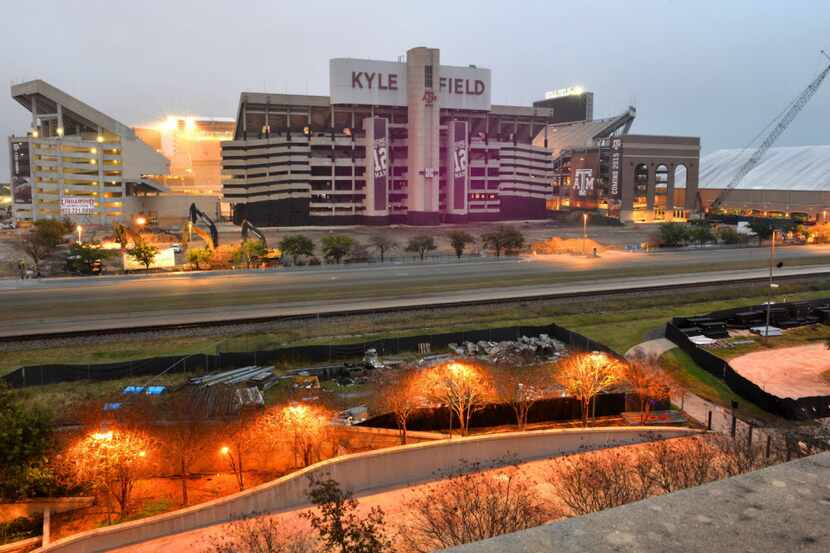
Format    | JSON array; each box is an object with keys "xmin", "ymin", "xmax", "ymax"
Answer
[{"xmin": 678, "ymin": 145, "xmax": 830, "ymax": 191}]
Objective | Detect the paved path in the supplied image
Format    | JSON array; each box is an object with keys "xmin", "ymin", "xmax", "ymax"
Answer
[{"xmin": 627, "ymin": 339, "xmax": 770, "ymax": 439}]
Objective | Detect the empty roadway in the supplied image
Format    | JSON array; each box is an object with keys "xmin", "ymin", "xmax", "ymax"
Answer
[{"xmin": 2, "ymin": 245, "xmax": 829, "ymax": 338}]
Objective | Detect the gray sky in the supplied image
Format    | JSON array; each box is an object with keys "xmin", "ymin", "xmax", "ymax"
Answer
[{"xmin": 3, "ymin": 0, "xmax": 829, "ymax": 177}]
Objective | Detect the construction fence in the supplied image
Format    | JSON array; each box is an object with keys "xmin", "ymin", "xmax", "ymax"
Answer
[
  {"xmin": 3, "ymin": 323, "xmax": 614, "ymax": 388},
  {"xmin": 664, "ymin": 300, "xmax": 830, "ymax": 420}
]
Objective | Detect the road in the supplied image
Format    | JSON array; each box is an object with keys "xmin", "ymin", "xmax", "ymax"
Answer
[{"xmin": 2, "ymin": 245, "xmax": 830, "ymax": 338}]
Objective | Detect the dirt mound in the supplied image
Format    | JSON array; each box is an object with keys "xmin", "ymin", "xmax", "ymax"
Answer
[{"xmin": 530, "ymin": 236, "xmax": 609, "ymax": 255}]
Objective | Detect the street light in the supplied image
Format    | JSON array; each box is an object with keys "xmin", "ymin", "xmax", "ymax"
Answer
[
  {"xmin": 764, "ymin": 229, "xmax": 777, "ymax": 344},
  {"xmin": 76, "ymin": 225, "xmax": 83, "ymax": 244},
  {"xmin": 135, "ymin": 216, "xmax": 147, "ymax": 227}
]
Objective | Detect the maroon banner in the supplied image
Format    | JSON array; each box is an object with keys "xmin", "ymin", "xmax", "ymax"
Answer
[
  {"xmin": 372, "ymin": 118, "xmax": 388, "ymax": 211},
  {"xmin": 451, "ymin": 121, "xmax": 468, "ymax": 211}
]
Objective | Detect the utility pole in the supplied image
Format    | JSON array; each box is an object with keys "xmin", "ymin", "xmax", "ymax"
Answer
[{"xmin": 764, "ymin": 229, "xmax": 777, "ymax": 343}]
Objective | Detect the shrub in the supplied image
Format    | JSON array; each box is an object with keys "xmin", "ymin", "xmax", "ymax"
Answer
[{"xmin": 400, "ymin": 460, "xmax": 549, "ymax": 552}]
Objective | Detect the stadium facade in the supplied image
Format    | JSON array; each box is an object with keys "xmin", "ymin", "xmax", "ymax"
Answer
[{"xmin": 222, "ymin": 47, "xmax": 567, "ymax": 226}]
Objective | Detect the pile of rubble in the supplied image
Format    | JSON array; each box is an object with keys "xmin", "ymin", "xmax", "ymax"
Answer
[{"xmin": 448, "ymin": 334, "xmax": 566, "ymax": 364}]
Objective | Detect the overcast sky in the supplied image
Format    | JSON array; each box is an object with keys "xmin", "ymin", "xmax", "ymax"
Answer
[{"xmin": 2, "ymin": 0, "xmax": 829, "ymax": 177}]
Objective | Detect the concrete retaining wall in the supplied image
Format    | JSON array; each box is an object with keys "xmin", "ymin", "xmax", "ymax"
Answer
[
  {"xmin": 0, "ymin": 498, "xmax": 94, "ymax": 522},
  {"xmin": 36, "ymin": 426, "xmax": 698, "ymax": 553}
]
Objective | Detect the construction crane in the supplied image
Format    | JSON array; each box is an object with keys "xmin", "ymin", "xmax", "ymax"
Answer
[{"xmin": 709, "ymin": 51, "xmax": 830, "ymax": 212}]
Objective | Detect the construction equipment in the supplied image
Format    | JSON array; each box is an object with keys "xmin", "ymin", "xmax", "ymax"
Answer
[
  {"xmin": 112, "ymin": 222, "xmax": 143, "ymax": 249},
  {"xmin": 709, "ymin": 51, "xmax": 830, "ymax": 212},
  {"xmin": 181, "ymin": 203, "xmax": 219, "ymax": 250},
  {"xmin": 240, "ymin": 218, "xmax": 282, "ymax": 264}
]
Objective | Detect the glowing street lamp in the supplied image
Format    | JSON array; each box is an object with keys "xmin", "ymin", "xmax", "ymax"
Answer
[
  {"xmin": 135, "ymin": 216, "xmax": 147, "ymax": 227},
  {"xmin": 220, "ymin": 446, "xmax": 230, "ymax": 456}
]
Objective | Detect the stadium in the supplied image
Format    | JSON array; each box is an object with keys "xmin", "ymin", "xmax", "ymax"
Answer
[{"xmin": 221, "ymin": 46, "xmax": 702, "ymax": 226}]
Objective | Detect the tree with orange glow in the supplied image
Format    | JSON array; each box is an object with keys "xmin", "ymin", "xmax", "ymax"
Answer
[
  {"xmin": 275, "ymin": 403, "xmax": 334, "ymax": 468},
  {"xmin": 63, "ymin": 426, "xmax": 155, "ymax": 521},
  {"xmin": 375, "ymin": 370, "xmax": 424, "ymax": 444},
  {"xmin": 622, "ymin": 351, "xmax": 674, "ymax": 425},
  {"xmin": 219, "ymin": 406, "xmax": 261, "ymax": 492},
  {"xmin": 554, "ymin": 352, "xmax": 622, "ymax": 427},
  {"xmin": 422, "ymin": 361, "xmax": 495, "ymax": 436}
]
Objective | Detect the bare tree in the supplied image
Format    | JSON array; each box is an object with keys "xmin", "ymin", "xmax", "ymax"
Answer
[
  {"xmin": 621, "ymin": 351, "xmax": 674, "ymax": 424},
  {"xmin": 421, "ymin": 361, "xmax": 495, "ymax": 436},
  {"xmin": 548, "ymin": 448, "xmax": 645, "ymax": 516},
  {"xmin": 554, "ymin": 352, "xmax": 622, "ymax": 426},
  {"xmin": 643, "ymin": 436, "xmax": 718, "ymax": 493},
  {"xmin": 158, "ymin": 390, "xmax": 212, "ymax": 506},
  {"xmin": 63, "ymin": 425, "xmax": 156, "ymax": 521},
  {"xmin": 492, "ymin": 365, "xmax": 549, "ymax": 430},
  {"xmin": 219, "ymin": 406, "xmax": 262, "ymax": 491},
  {"xmin": 400, "ymin": 460, "xmax": 550, "ymax": 552},
  {"xmin": 204, "ymin": 514, "xmax": 318, "ymax": 553},
  {"xmin": 375, "ymin": 370, "xmax": 423, "ymax": 444},
  {"xmin": 368, "ymin": 234, "xmax": 397, "ymax": 263}
]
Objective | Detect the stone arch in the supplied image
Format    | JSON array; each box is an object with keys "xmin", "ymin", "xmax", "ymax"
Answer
[
  {"xmin": 655, "ymin": 164, "xmax": 670, "ymax": 207},
  {"xmin": 634, "ymin": 163, "xmax": 649, "ymax": 206}
]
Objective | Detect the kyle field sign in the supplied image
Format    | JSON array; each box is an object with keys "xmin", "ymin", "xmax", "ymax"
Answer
[{"xmin": 330, "ymin": 58, "xmax": 491, "ymax": 110}]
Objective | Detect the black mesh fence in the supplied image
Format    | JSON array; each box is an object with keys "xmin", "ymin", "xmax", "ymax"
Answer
[
  {"xmin": 4, "ymin": 323, "xmax": 613, "ymax": 389},
  {"xmin": 665, "ymin": 304, "xmax": 830, "ymax": 420},
  {"xmin": 360, "ymin": 393, "xmax": 628, "ymax": 432}
]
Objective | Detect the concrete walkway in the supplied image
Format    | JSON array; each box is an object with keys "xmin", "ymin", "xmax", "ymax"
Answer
[{"xmin": 627, "ymin": 338, "xmax": 768, "ymax": 439}]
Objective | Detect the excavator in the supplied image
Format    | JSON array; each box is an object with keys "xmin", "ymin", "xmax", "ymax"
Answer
[
  {"xmin": 112, "ymin": 222, "xmax": 144, "ymax": 249},
  {"xmin": 181, "ymin": 203, "xmax": 219, "ymax": 250},
  {"xmin": 240, "ymin": 219, "xmax": 282, "ymax": 265}
]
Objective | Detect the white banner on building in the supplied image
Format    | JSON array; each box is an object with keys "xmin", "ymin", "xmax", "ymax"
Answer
[
  {"xmin": 330, "ymin": 59, "xmax": 491, "ymax": 110},
  {"xmin": 60, "ymin": 197, "xmax": 97, "ymax": 215}
]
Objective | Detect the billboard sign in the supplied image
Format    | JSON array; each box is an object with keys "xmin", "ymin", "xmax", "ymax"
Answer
[
  {"xmin": 11, "ymin": 141, "xmax": 32, "ymax": 204},
  {"xmin": 330, "ymin": 59, "xmax": 491, "ymax": 110},
  {"xmin": 61, "ymin": 197, "xmax": 97, "ymax": 215}
]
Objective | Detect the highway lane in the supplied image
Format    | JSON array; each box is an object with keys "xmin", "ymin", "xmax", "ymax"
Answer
[{"xmin": 1, "ymin": 259, "xmax": 829, "ymax": 338}]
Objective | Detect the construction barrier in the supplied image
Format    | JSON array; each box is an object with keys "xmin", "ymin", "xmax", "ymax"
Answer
[
  {"xmin": 664, "ymin": 299, "xmax": 830, "ymax": 420},
  {"xmin": 3, "ymin": 323, "xmax": 615, "ymax": 388}
]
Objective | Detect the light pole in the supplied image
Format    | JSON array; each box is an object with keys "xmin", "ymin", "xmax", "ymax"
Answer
[
  {"xmin": 764, "ymin": 229, "xmax": 778, "ymax": 344},
  {"xmin": 582, "ymin": 212, "xmax": 588, "ymax": 256},
  {"xmin": 76, "ymin": 225, "xmax": 83, "ymax": 244}
]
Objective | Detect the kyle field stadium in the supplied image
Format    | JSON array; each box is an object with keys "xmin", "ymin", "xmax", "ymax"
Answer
[{"xmin": 221, "ymin": 46, "xmax": 701, "ymax": 226}]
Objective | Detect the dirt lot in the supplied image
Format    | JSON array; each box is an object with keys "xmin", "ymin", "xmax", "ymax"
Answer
[{"xmin": 730, "ymin": 342, "xmax": 830, "ymax": 399}]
